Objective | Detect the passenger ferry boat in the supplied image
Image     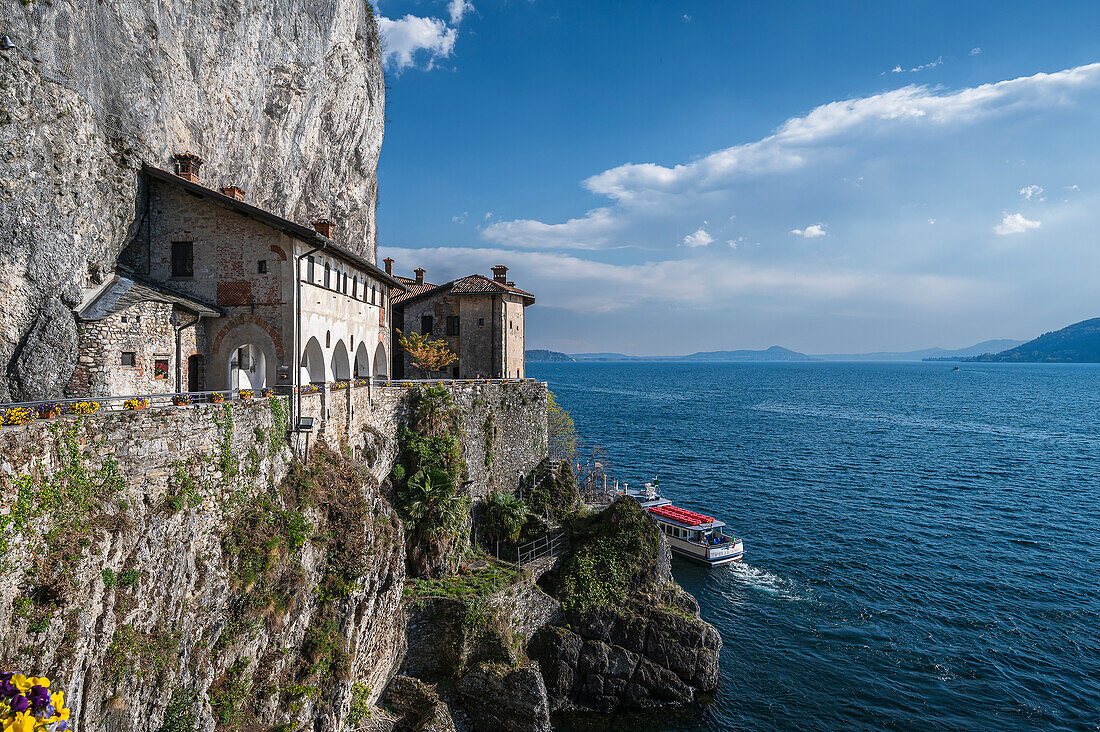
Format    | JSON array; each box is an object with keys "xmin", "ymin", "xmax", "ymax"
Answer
[{"xmin": 616, "ymin": 481, "xmax": 744, "ymax": 566}]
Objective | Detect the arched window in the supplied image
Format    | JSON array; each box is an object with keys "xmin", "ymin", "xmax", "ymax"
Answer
[
  {"xmin": 371, "ymin": 285, "xmax": 377, "ymax": 305},
  {"xmin": 342, "ymin": 272, "xmax": 348, "ymax": 294},
  {"xmin": 326, "ymin": 330, "xmax": 331, "ymax": 348},
  {"xmin": 324, "ymin": 261, "xmax": 331, "ymax": 289},
  {"xmin": 352, "ymin": 276, "xmax": 358, "ymax": 299}
]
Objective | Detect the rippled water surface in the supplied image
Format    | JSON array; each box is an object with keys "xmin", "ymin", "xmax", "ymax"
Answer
[{"xmin": 528, "ymin": 362, "xmax": 1100, "ymax": 731}]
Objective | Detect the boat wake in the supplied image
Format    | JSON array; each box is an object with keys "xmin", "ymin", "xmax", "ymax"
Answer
[{"xmin": 722, "ymin": 562, "xmax": 809, "ymax": 603}]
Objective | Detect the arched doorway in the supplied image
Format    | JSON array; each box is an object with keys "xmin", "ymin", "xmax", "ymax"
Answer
[
  {"xmin": 330, "ymin": 340, "xmax": 351, "ymax": 381},
  {"xmin": 229, "ymin": 344, "xmax": 267, "ymax": 390},
  {"xmin": 354, "ymin": 342, "xmax": 370, "ymax": 378},
  {"xmin": 301, "ymin": 336, "xmax": 327, "ymax": 384},
  {"xmin": 373, "ymin": 342, "xmax": 389, "ymax": 379}
]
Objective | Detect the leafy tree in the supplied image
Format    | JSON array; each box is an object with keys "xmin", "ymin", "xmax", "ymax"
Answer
[
  {"xmin": 547, "ymin": 391, "xmax": 577, "ymax": 463},
  {"xmin": 397, "ymin": 329, "xmax": 458, "ymax": 375},
  {"xmin": 481, "ymin": 492, "xmax": 527, "ymax": 542}
]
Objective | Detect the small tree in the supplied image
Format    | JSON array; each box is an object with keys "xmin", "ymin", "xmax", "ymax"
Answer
[
  {"xmin": 547, "ymin": 391, "xmax": 577, "ymax": 463},
  {"xmin": 397, "ymin": 329, "xmax": 458, "ymax": 375}
]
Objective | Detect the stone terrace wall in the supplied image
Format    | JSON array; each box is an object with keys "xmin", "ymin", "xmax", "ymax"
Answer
[{"xmin": 301, "ymin": 380, "xmax": 549, "ymax": 501}]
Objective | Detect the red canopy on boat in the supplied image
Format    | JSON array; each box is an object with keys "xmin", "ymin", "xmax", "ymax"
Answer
[{"xmin": 648, "ymin": 504, "xmax": 716, "ymax": 527}]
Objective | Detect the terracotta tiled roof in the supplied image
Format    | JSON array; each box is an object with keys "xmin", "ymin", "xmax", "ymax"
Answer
[
  {"xmin": 392, "ymin": 276, "xmax": 438, "ymax": 305},
  {"xmin": 393, "ymin": 273, "xmax": 534, "ymax": 307}
]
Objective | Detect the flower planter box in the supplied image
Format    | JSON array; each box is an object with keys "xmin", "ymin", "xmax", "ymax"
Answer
[
  {"xmin": 36, "ymin": 405, "xmax": 62, "ymax": 420},
  {"xmin": 239, "ymin": 390, "xmax": 254, "ymax": 400},
  {"xmin": 210, "ymin": 393, "xmax": 226, "ymax": 404},
  {"xmin": 172, "ymin": 395, "xmax": 193, "ymax": 406}
]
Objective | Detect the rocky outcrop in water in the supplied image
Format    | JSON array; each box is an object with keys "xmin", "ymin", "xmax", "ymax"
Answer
[{"xmin": 0, "ymin": 0, "xmax": 384, "ymax": 400}]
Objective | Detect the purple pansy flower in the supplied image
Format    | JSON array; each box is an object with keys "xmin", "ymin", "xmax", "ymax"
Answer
[
  {"xmin": 0, "ymin": 679, "xmax": 16, "ymax": 698},
  {"xmin": 28, "ymin": 684, "xmax": 50, "ymax": 710},
  {"xmin": 0, "ymin": 672, "xmax": 12, "ymax": 681},
  {"xmin": 10, "ymin": 694, "xmax": 30, "ymax": 713}
]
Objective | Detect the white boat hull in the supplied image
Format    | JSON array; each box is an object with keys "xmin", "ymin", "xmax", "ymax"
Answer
[{"xmin": 668, "ymin": 536, "xmax": 744, "ymax": 566}]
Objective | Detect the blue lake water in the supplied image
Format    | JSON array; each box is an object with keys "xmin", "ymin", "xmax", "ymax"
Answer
[{"xmin": 528, "ymin": 361, "xmax": 1100, "ymax": 731}]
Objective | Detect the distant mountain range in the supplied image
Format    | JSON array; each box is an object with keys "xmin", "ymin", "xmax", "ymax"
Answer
[
  {"xmin": 820, "ymin": 339, "xmax": 1024, "ymax": 362},
  {"xmin": 527, "ymin": 339, "xmax": 1024, "ymax": 363},
  {"xmin": 954, "ymin": 318, "xmax": 1100, "ymax": 362}
]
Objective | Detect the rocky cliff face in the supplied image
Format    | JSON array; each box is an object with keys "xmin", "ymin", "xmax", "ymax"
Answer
[{"xmin": 0, "ymin": 0, "xmax": 384, "ymax": 399}]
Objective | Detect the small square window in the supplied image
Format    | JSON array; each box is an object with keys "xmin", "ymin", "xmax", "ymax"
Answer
[
  {"xmin": 121, "ymin": 352, "xmax": 136, "ymax": 367},
  {"xmin": 121, "ymin": 316, "xmax": 128, "ymax": 323},
  {"xmin": 257, "ymin": 260, "xmax": 268, "ymax": 274},
  {"xmin": 478, "ymin": 318, "xmax": 484, "ymax": 327},
  {"xmin": 171, "ymin": 241, "xmax": 194, "ymax": 278}
]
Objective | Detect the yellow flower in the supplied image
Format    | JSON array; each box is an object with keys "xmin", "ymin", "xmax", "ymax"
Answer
[
  {"xmin": 11, "ymin": 674, "xmax": 29, "ymax": 693},
  {"xmin": 2, "ymin": 712, "xmax": 37, "ymax": 732}
]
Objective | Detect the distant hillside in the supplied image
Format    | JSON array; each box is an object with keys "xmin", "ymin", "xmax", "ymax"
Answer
[
  {"xmin": 962, "ymin": 319, "xmax": 1100, "ymax": 362},
  {"xmin": 683, "ymin": 346, "xmax": 816, "ymax": 362},
  {"xmin": 822, "ymin": 339, "xmax": 1025, "ymax": 362},
  {"xmin": 525, "ymin": 349, "xmax": 575, "ymax": 362},
  {"xmin": 571, "ymin": 353, "xmax": 639, "ymax": 361}
]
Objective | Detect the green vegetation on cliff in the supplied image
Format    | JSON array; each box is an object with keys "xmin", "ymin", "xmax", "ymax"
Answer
[
  {"xmin": 391, "ymin": 385, "xmax": 471, "ymax": 577},
  {"xmin": 963, "ymin": 317, "xmax": 1100, "ymax": 362},
  {"xmin": 556, "ymin": 497, "xmax": 660, "ymax": 613}
]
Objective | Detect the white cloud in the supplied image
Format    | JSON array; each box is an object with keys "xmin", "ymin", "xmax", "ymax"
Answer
[
  {"xmin": 379, "ymin": 14, "xmax": 458, "ymax": 70},
  {"xmin": 1019, "ymin": 184, "xmax": 1044, "ymax": 200},
  {"xmin": 791, "ymin": 223, "xmax": 827, "ymax": 238},
  {"xmin": 928, "ymin": 218, "xmax": 936, "ymax": 224},
  {"xmin": 681, "ymin": 14, "xmax": 692, "ymax": 22},
  {"xmin": 482, "ymin": 207, "xmax": 621, "ymax": 249},
  {"xmin": 1066, "ymin": 184, "xmax": 1080, "ymax": 191},
  {"xmin": 890, "ymin": 56, "xmax": 944, "ymax": 74},
  {"xmin": 578, "ymin": 63, "xmax": 1100, "ymax": 204},
  {"xmin": 970, "ymin": 48, "xmax": 982, "ymax": 56},
  {"xmin": 451, "ymin": 211, "xmax": 469, "ymax": 223},
  {"xmin": 994, "ymin": 212, "xmax": 1041, "ymax": 235},
  {"xmin": 379, "ymin": 246, "xmax": 987, "ymax": 315},
  {"xmin": 681, "ymin": 228, "xmax": 714, "ymax": 248},
  {"xmin": 448, "ymin": 0, "xmax": 474, "ymax": 25}
]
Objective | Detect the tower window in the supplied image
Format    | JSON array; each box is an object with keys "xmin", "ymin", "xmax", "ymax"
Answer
[
  {"xmin": 447, "ymin": 316, "xmax": 460, "ymax": 336},
  {"xmin": 257, "ymin": 260, "xmax": 268, "ymax": 274}
]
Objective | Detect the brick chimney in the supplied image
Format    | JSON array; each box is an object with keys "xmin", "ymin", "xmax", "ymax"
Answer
[
  {"xmin": 311, "ymin": 218, "xmax": 334, "ymax": 238},
  {"xmin": 220, "ymin": 186, "xmax": 244, "ymax": 201},
  {"xmin": 172, "ymin": 152, "xmax": 204, "ymax": 183},
  {"xmin": 491, "ymin": 265, "xmax": 508, "ymax": 283},
  {"xmin": 383, "ymin": 257, "xmax": 394, "ymax": 276},
  {"xmin": 414, "ymin": 268, "xmax": 425, "ymax": 285}
]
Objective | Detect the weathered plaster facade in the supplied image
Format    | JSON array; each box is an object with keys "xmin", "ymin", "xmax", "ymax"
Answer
[{"xmin": 71, "ymin": 162, "xmax": 401, "ymax": 397}]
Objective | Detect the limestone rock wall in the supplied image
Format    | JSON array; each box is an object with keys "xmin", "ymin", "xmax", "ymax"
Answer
[{"xmin": 0, "ymin": 0, "xmax": 384, "ymax": 400}]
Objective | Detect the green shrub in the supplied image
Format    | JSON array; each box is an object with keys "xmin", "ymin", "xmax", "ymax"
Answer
[{"xmin": 481, "ymin": 493, "xmax": 526, "ymax": 542}]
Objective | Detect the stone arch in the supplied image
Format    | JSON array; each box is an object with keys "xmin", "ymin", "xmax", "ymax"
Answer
[
  {"xmin": 330, "ymin": 339, "xmax": 351, "ymax": 381},
  {"xmin": 373, "ymin": 341, "xmax": 389, "ymax": 379},
  {"xmin": 301, "ymin": 336, "xmax": 327, "ymax": 384},
  {"xmin": 269, "ymin": 244, "xmax": 288, "ymax": 261},
  {"xmin": 354, "ymin": 342, "xmax": 370, "ymax": 378},
  {"xmin": 211, "ymin": 322, "xmax": 278, "ymax": 391},
  {"xmin": 211, "ymin": 314, "xmax": 285, "ymax": 359}
]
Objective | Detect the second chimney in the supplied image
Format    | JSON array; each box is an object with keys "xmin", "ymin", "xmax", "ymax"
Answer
[
  {"xmin": 221, "ymin": 186, "xmax": 245, "ymax": 201},
  {"xmin": 312, "ymin": 218, "xmax": 334, "ymax": 238},
  {"xmin": 414, "ymin": 267, "xmax": 425, "ymax": 285},
  {"xmin": 384, "ymin": 257, "xmax": 394, "ymax": 276},
  {"xmin": 172, "ymin": 152, "xmax": 204, "ymax": 183},
  {"xmin": 492, "ymin": 265, "xmax": 509, "ymax": 283}
]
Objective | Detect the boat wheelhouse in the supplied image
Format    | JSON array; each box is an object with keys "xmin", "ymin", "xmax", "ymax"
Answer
[{"xmin": 616, "ymin": 482, "xmax": 744, "ymax": 566}]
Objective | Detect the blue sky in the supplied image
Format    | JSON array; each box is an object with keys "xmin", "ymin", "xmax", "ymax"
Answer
[{"xmin": 376, "ymin": 1, "xmax": 1100, "ymax": 355}]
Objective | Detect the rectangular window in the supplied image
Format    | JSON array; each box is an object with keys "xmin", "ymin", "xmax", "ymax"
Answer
[
  {"xmin": 171, "ymin": 241, "xmax": 194, "ymax": 278},
  {"xmin": 154, "ymin": 357, "xmax": 169, "ymax": 379},
  {"xmin": 371, "ymin": 286, "xmax": 377, "ymax": 305},
  {"xmin": 421, "ymin": 315, "xmax": 433, "ymax": 335},
  {"xmin": 257, "ymin": 260, "xmax": 268, "ymax": 274},
  {"xmin": 324, "ymin": 263, "xmax": 331, "ymax": 289},
  {"xmin": 121, "ymin": 352, "xmax": 136, "ymax": 367},
  {"xmin": 478, "ymin": 318, "xmax": 485, "ymax": 327},
  {"xmin": 307, "ymin": 255, "xmax": 315, "ymax": 281},
  {"xmin": 236, "ymin": 346, "xmax": 250, "ymax": 370},
  {"xmin": 447, "ymin": 316, "xmax": 460, "ymax": 336}
]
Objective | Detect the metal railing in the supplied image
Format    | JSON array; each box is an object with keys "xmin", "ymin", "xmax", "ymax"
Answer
[{"xmin": 491, "ymin": 528, "xmax": 568, "ymax": 567}]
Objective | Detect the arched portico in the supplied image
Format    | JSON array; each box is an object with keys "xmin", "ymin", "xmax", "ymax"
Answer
[
  {"xmin": 373, "ymin": 341, "xmax": 389, "ymax": 379},
  {"xmin": 301, "ymin": 336, "xmax": 327, "ymax": 384},
  {"xmin": 330, "ymin": 339, "xmax": 351, "ymax": 381},
  {"xmin": 354, "ymin": 342, "xmax": 370, "ymax": 378}
]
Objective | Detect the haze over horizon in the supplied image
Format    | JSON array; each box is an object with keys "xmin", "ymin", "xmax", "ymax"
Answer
[{"xmin": 376, "ymin": 1, "xmax": 1100, "ymax": 356}]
